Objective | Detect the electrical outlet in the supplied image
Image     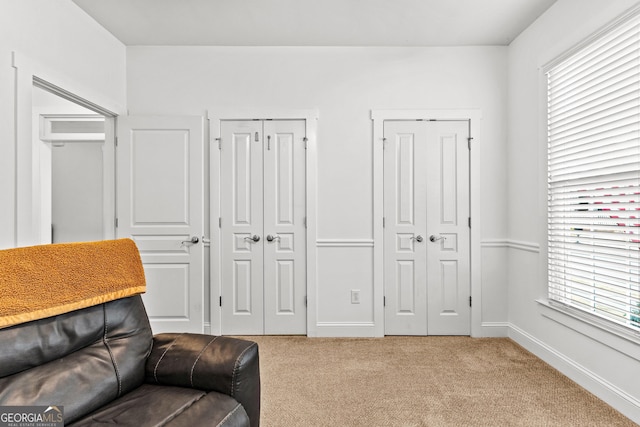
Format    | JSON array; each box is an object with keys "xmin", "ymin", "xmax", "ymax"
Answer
[{"xmin": 351, "ymin": 290, "xmax": 361, "ymax": 304}]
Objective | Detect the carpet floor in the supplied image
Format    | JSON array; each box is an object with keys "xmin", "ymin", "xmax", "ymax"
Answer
[{"xmin": 241, "ymin": 336, "xmax": 636, "ymax": 427}]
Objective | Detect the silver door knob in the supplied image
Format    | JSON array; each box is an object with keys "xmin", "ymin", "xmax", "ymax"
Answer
[
  {"xmin": 181, "ymin": 236, "xmax": 199, "ymax": 245},
  {"xmin": 429, "ymin": 235, "xmax": 445, "ymax": 243},
  {"xmin": 411, "ymin": 235, "xmax": 424, "ymax": 243},
  {"xmin": 244, "ymin": 235, "xmax": 260, "ymax": 242},
  {"xmin": 266, "ymin": 234, "xmax": 281, "ymax": 242}
]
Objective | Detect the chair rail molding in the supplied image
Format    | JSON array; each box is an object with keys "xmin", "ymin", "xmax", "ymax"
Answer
[
  {"xmin": 316, "ymin": 239, "xmax": 374, "ymax": 247},
  {"xmin": 481, "ymin": 239, "xmax": 540, "ymax": 253}
]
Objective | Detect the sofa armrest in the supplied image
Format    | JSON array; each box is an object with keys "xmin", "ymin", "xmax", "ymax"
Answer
[{"xmin": 145, "ymin": 333, "xmax": 260, "ymax": 427}]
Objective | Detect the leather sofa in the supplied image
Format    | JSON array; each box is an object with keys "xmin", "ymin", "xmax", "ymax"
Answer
[{"xmin": 0, "ymin": 241, "xmax": 260, "ymax": 426}]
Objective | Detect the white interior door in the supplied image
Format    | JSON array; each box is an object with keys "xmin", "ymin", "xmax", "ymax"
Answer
[
  {"xmin": 263, "ymin": 120, "xmax": 307, "ymax": 334},
  {"xmin": 117, "ymin": 116, "xmax": 204, "ymax": 334},
  {"xmin": 383, "ymin": 121, "xmax": 429, "ymax": 335},
  {"xmin": 220, "ymin": 119, "xmax": 307, "ymax": 335},
  {"xmin": 384, "ymin": 120, "xmax": 470, "ymax": 335},
  {"xmin": 220, "ymin": 120, "xmax": 265, "ymax": 335},
  {"xmin": 426, "ymin": 121, "xmax": 470, "ymax": 335}
]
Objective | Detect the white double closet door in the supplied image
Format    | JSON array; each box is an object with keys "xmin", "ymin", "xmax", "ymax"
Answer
[
  {"xmin": 220, "ymin": 120, "xmax": 307, "ymax": 335},
  {"xmin": 384, "ymin": 120, "xmax": 471, "ymax": 336}
]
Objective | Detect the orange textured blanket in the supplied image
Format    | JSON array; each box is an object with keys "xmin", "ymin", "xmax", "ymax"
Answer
[{"xmin": 0, "ymin": 238, "xmax": 146, "ymax": 329}]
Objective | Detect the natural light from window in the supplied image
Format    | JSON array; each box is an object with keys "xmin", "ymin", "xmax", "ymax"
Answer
[{"xmin": 547, "ymin": 12, "xmax": 640, "ymax": 332}]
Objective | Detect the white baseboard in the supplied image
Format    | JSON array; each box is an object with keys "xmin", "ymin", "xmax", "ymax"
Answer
[
  {"xmin": 312, "ymin": 321, "xmax": 510, "ymax": 338},
  {"xmin": 508, "ymin": 323, "xmax": 640, "ymax": 424},
  {"xmin": 313, "ymin": 322, "xmax": 379, "ymax": 337},
  {"xmin": 480, "ymin": 322, "xmax": 509, "ymax": 337}
]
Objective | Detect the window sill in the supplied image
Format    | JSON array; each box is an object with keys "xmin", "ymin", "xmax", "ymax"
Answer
[{"xmin": 536, "ymin": 299, "xmax": 640, "ymax": 362}]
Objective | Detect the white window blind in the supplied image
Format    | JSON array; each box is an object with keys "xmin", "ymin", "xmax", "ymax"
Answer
[{"xmin": 547, "ymin": 12, "xmax": 640, "ymax": 331}]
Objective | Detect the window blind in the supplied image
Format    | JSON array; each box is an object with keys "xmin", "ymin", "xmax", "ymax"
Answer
[{"xmin": 547, "ymin": 12, "xmax": 640, "ymax": 331}]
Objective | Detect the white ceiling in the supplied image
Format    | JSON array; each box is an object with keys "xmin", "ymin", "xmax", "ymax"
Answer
[{"xmin": 72, "ymin": 0, "xmax": 557, "ymax": 47}]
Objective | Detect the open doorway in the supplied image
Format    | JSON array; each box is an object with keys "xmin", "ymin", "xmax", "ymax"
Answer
[{"xmin": 32, "ymin": 84, "xmax": 115, "ymax": 244}]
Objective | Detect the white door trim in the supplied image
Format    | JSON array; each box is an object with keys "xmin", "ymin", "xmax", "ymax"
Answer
[
  {"xmin": 208, "ymin": 108, "xmax": 319, "ymax": 336},
  {"xmin": 371, "ymin": 109, "xmax": 483, "ymax": 337},
  {"xmin": 11, "ymin": 51, "xmax": 122, "ymax": 248}
]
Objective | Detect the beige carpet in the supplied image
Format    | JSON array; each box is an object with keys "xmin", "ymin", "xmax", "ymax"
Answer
[{"xmin": 242, "ymin": 336, "xmax": 636, "ymax": 427}]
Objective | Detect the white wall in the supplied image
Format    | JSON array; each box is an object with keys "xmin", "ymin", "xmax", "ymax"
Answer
[
  {"xmin": 0, "ymin": 0, "xmax": 126, "ymax": 248},
  {"xmin": 3, "ymin": 0, "xmax": 636, "ymax": 420},
  {"xmin": 127, "ymin": 46, "xmax": 509, "ymax": 336},
  {"xmin": 507, "ymin": 0, "xmax": 640, "ymax": 422}
]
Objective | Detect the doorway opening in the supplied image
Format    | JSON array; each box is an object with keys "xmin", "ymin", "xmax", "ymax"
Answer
[{"xmin": 31, "ymin": 81, "xmax": 116, "ymax": 245}]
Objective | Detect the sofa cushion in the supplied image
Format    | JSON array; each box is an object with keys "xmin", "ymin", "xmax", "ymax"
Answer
[
  {"xmin": 165, "ymin": 391, "xmax": 249, "ymax": 427},
  {"xmin": 0, "ymin": 296, "xmax": 153, "ymax": 424},
  {"xmin": 147, "ymin": 333, "xmax": 260, "ymax": 426},
  {"xmin": 68, "ymin": 385, "xmax": 249, "ymax": 427},
  {"xmin": 0, "ymin": 303, "xmax": 105, "ymax": 377}
]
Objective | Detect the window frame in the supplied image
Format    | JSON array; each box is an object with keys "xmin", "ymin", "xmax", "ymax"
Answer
[{"xmin": 543, "ymin": 7, "xmax": 640, "ymax": 338}]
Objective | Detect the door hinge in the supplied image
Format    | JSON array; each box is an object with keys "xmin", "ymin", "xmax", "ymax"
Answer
[
  {"xmin": 114, "ymin": 137, "xmax": 118, "ymax": 147},
  {"xmin": 468, "ymin": 217, "xmax": 471, "ymax": 228},
  {"xmin": 469, "ymin": 296, "xmax": 472, "ymax": 307},
  {"xmin": 304, "ymin": 217, "xmax": 307, "ymax": 228},
  {"xmin": 467, "ymin": 136, "xmax": 474, "ymax": 150},
  {"xmin": 219, "ymin": 296, "xmax": 222, "ymax": 307},
  {"xmin": 382, "ymin": 137, "xmax": 387, "ymax": 149},
  {"xmin": 303, "ymin": 137, "xmax": 308, "ymax": 149},
  {"xmin": 304, "ymin": 296, "xmax": 308, "ymax": 307},
  {"xmin": 383, "ymin": 296, "xmax": 386, "ymax": 307},
  {"xmin": 219, "ymin": 217, "xmax": 222, "ymax": 228},
  {"xmin": 115, "ymin": 218, "xmax": 118, "ymax": 228},
  {"xmin": 383, "ymin": 217, "xmax": 385, "ymax": 228},
  {"xmin": 215, "ymin": 137, "xmax": 221, "ymax": 150}
]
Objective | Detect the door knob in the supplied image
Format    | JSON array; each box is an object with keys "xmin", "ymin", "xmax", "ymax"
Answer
[
  {"xmin": 266, "ymin": 234, "xmax": 281, "ymax": 242},
  {"xmin": 429, "ymin": 235, "xmax": 445, "ymax": 243},
  {"xmin": 244, "ymin": 235, "xmax": 261, "ymax": 242},
  {"xmin": 411, "ymin": 235, "xmax": 424, "ymax": 243},
  {"xmin": 181, "ymin": 236, "xmax": 199, "ymax": 245}
]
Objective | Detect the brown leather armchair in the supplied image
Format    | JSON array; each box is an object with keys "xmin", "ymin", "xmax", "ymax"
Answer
[{"xmin": 0, "ymin": 241, "xmax": 260, "ymax": 427}]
